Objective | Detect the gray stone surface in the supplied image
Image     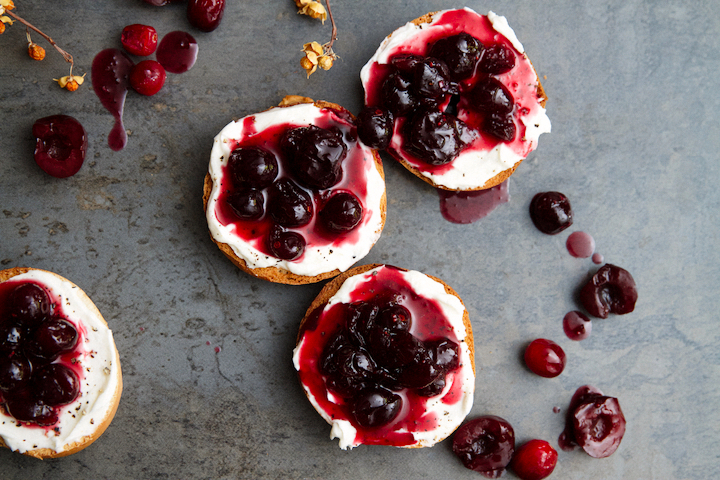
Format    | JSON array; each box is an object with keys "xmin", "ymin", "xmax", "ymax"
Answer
[{"xmin": 1, "ymin": 0, "xmax": 718, "ymax": 478}]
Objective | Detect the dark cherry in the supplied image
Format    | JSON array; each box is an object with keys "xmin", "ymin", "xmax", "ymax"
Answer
[
  {"xmin": 0, "ymin": 322, "xmax": 24, "ymax": 353},
  {"xmin": 187, "ymin": 0, "xmax": 226, "ymax": 32},
  {"xmin": 404, "ymin": 109, "xmax": 476, "ymax": 165},
  {"xmin": 510, "ymin": 439, "xmax": 558, "ymax": 480},
  {"xmin": 429, "ymin": 338, "xmax": 460, "ymax": 372},
  {"xmin": 156, "ymin": 31, "xmax": 198, "ymax": 74},
  {"xmin": 267, "ymin": 179, "xmax": 313, "ymax": 227},
  {"xmin": 27, "ymin": 318, "xmax": 79, "ymax": 361},
  {"xmin": 524, "ymin": 338, "xmax": 566, "ymax": 378},
  {"xmin": 318, "ymin": 331, "xmax": 350, "ymax": 375},
  {"xmin": 335, "ymin": 345, "xmax": 377, "ymax": 381},
  {"xmin": 32, "ymin": 363, "xmax": 80, "ymax": 406},
  {"xmin": 32, "ymin": 115, "xmax": 88, "ymax": 178},
  {"xmin": 267, "ymin": 227, "xmax": 306, "ymax": 261},
  {"xmin": 368, "ymin": 328, "xmax": 423, "ymax": 370},
  {"xmin": 412, "ymin": 58, "xmax": 457, "ymax": 98},
  {"xmin": 579, "ymin": 264, "xmax": 638, "ymax": 319},
  {"xmin": 0, "ymin": 356, "xmax": 32, "ymax": 392},
  {"xmin": 428, "ymin": 33, "xmax": 484, "ymax": 81},
  {"xmin": 374, "ymin": 304, "xmax": 411, "ymax": 332},
  {"xmin": 129, "ymin": 60, "xmax": 166, "ymax": 96},
  {"xmin": 226, "ymin": 188, "xmax": 264, "ymax": 220},
  {"xmin": 228, "ymin": 147, "xmax": 278, "ymax": 189},
  {"xmin": 3, "ymin": 389, "xmax": 58, "ymax": 426},
  {"xmin": 529, "ymin": 191, "xmax": 574, "ymax": 235},
  {"xmin": 389, "ymin": 54, "xmax": 424, "ymax": 74},
  {"xmin": 483, "ymin": 113, "xmax": 516, "ymax": 142},
  {"xmin": 417, "ymin": 374, "xmax": 446, "ymax": 397},
  {"xmin": 357, "ymin": 106, "xmax": 394, "ymax": 150},
  {"xmin": 351, "ymin": 387, "xmax": 402, "ymax": 428},
  {"xmin": 121, "ymin": 24, "xmax": 158, "ymax": 56},
  {"xmin": 281, "ymin": 126, "xmax": 347, "ymax": 189},
  {"xmin": 346, "ymin": 302, "xmax": 379, "ymax": 348},
  {"xmin": 478, "ymin": 43, "xmax": 516, "ymax": 74},
  {"xmin": 470, "ymin": 77, "xmax": 515, "ymax": 115},
  {"xmin": 8, "ymin": 283, "xmax": 51, "ymax": 327},
  {"xmin": 381, "ymin": 71, "xmax": 419, "ymax": 117},
  {"xmin": 452, "ymin": 415, "xmax": 516, "ymax": 478},
  {"xmin": 572, "ymin": 394, "xmax": 626, "ymax": 458},
  {"xmin": 397, "ymin": 347, "xmax": 442, "ymax": 389},
  {"xmin": 319, "ymin": 192, "xmax": 363, "ymax": 233}
]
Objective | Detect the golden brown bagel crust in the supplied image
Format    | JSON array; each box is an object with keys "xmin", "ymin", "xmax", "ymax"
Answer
[
  {"xmin": 203, "ymin": 96, "xmax": 387, "ymax": 285},
  {"xmin": 0, "ymin": 268, "xmax": 123, "ymax": 459},
  {"xmin": 381, "ymin": 11, "xmax": 548, "ymax": 191}
]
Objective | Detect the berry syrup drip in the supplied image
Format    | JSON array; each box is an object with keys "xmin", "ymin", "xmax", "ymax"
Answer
[
  {"xmin": 156, "ymin": 31, "xmax": 198, "ymax": 74},
  {"xmin": 92, "ymin": 49, "xmax": 134, "ymax": 151},
  {"xmin": 563, "ymin": 310, "xmax": 592, "ymax": 341},
  {"xmin": 363, "ymin": 9, "xmax": 545, "ymax": 173},
  {"xmin": 0, "ymin": 279, "xmax": 85, "ymax": 429},
  {"xmin": 566, "ymin": 231, "xmax": 596, "ymax": 258},
  {"xmin": 438, "ymin": 179, "xmax": 509, "ymax": 224},
  {"xmin": 213, "ymin": 108, "xmax": 372, "ymax": 260},
  {"xmin": 296, "ymin": 266, "xmax": 466, "ymax": 447}
]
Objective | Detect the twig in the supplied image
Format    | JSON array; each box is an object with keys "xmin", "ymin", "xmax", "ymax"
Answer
[
  {"xmin": 323, "ymin": 0, "xmax": 337, "ymax": 51},
  {"xmin": 6, "ymin": 9, "xmax": 74, "ymax": 69}
]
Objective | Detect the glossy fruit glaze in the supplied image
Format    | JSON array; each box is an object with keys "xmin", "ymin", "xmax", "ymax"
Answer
[
  {"xmin": 566, "ymin": 231, "xmax": 595, "ymax": 258},
  {"xmin": 32, "ymin": 115, "xmax": 88, "ymax": 178},
  {"xmin": 438, "ymin": 179, "xmax": 509, "ymax": 224},
  {"xmin": 524, "ymin": 338, "xmax": 566, "ymax": 378},
  {"xmin": 452, "ymin": 415, "xmax": 515, "ymax": 478},
  {"xmin": 510, "ymin": 439, "xmax": 558, "ymax": 480},
  {"xmin": 156, "ymin": 31, "xmax": 199, "ymax": 74},
  {"xmin": 362, "ymin": 9, "xmax": 547, "ymax": 179},
  {"xmin": 212, "ymin": 106, "xmax": 373, "ymax": 262},
  {"xmin": 91, "ymin": 49, "xmax": 134, "ymax": 151},
  {"xmin": 0, "ymin": 280, "xmax": 85, "ymax": 428},
  {"xmin": 295, "ymin": 266, "xmax": 470, "ymax": 448}
]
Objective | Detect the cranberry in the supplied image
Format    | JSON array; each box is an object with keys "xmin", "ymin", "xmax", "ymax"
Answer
[
  {"xmin": 228, "ymin": 147, "xmax": 278, "ymax": 189},
  {"xmin": 453, "ymin": 415, "xmax": 515, "ymax": 477},
  {"xmin": 281, "ymin": 126, "xmax": 347, "ymax": 189},
  {"xmin": 524, "ymin": 338, "xmax": 566, "ymax": 378},
  {"xmin": 579, "ymin": 264, "xmax": 638, "ymax": 319},
  {"xmin": 0, "ymin": 356, "xmax": 32, "ymax": 392},
  {"xmin": 32, "ymin": 363, "xmax": 80, "ymax": 406},
  {"xmin": 267, "ymin": 227, "xmax": 306, "ymax": 261},
  {"xmin": 357, "ymin": 106, "xmax": 394, "ymax": 150},
  {"xmin": 121, "ymin": 24, "xmax": 158, "ymax": 56},
  {"xmin": 129, "ymin": 60, "xmax": 166, "ymax": 96},
  {"xmin": 428, "ymin": 33, "xmax": 484, "ymax": 81},
  {"xmin": 510, "ymin": 439, "xmax": 558, "ymax": 480},
  {"xmin": 3, "ymin": 389, "xmax": 58, "ymax": 426},
  {"xmin": 404, "ymin": 109, "xmax": 476, "ymax": 165},
  {"xmin": 8, "ymin": 283, "xmax": 51, "ymax": 327},
  {"xmin": 483, "ymin": 112, "xmax": 516, "ymax": 141},
  {"xmin": 529, "ymin": 191, "xmax": 574, "ymax": 235},
  {"xmin": 381, "ymin": 71, "xmax": 419, "ymax": 116},
  {"xmin": 478, "ymin": 43, "xmax": 516, "ymax": 74},
  {"xmin": 187, "ymin": 0, "xmax": 226, "ymax": 32},
  {"xmin": 571, "ymin": 394, "xmax": 626, "ymax": 458},
  {"xmin": 226, "ymin": 189, "xmax": 264, "ymax": 220},
  {"xmin": 470, "ymin": 77, "xmax": 515, "ymax": 115},
  {"xmin": 267, "ymin": 179, "xmax": 313, "ymax": 227},
  {"xmin": 411, "ymin": 58, "xmax": 457, "ymax": 98},
  {"xmin": 32, "ymin": 115, "xmax": 88, "ymax": 178},
  {"xmin": 351, "ymin": 388, "xmax": 402, "ymax": 428},
  {"xmin": 26, "ymin": 318, "xmax": 79, "ymax": 361},
  {"xmin": 319, "ymin": 192, "xmax": 363, "ymax": 233}
]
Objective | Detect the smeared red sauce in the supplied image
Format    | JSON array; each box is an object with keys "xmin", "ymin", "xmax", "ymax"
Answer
[{"xmin": 438, "ymin": 179, "xmax": 510, "ymax": 224}]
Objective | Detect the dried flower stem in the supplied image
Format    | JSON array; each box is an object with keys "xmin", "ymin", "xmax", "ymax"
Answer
[
  {"xmin": 6, "ymin": 9, "xmax": 73, "ymax": 70},
  {"xmin": 323, "ymin": 0, "xmax": 337, "ymax": 52}
]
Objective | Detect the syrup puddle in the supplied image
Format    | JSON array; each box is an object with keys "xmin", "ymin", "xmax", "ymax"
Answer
[{"xmin": 438, "ymin": 180, "xmax": 510, "ymax": 224}]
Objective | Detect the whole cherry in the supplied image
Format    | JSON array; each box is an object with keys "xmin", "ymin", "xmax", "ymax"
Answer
[
  {"xmin": 187, "ymin": 0, "xmax": 226, "ymax": 32},
  {"xmin": 121, "ymin": 24, "xmax": 158, "ymax": 56},
  {"xmin": 524, "ymin": 338, "xmax": 566, "ymax": 378},
  {"xmin": 511, "ymin": 439, "xmax": 558, "ymax": 480},
  {"xmin": 129, "ymin": 60, "xmax": 167, "ymax": 96}
]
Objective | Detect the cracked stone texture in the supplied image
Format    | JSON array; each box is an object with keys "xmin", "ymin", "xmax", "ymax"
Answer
[{"xmin": 1, "ymin": 0, "xmax": 719, "ymax": 479}]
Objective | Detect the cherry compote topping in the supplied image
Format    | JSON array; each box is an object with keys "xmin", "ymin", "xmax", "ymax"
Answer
[
  {"xmin": 0, "ymin": 280, "xmax": 84, "ymax": 427},
  {"xmin": 268, "ymin": 227, "xmax": 305, "ymax": 261},
  {"xmin": 524, "ymin": 338, "xmax": 566, "ymax": 378},
  {"xmin": 469, "ymin": 77, "xmax": 515, "ymax": 116},
  {"xmin": 121, "ymin": 24, "xmax": 158, "ymax": 56},
  {"xmin": 452, "ymin": 415, "xmax": 515, "ymax": 478},
  {"xmin": 510, "ymin": 439, "xmax": 558, "ymax": 480},
  {"xmin": 478, "ymin": 43, "xmax": 516, "ymax": 74},
  {"xmin": 319, "ymin": 192, "xmax": 363, "ymax": 233},
  {"xmin": 32, "ymin": 115, "xmax": 88, "ymax": 178},
  {"xmin": 405, "ymin": 109, "xmax": 476, "ymax": 165},
  {"xmin": 356, "ymin": 106, "xmax": 393, "ymax": 150},
  {"xmin": 529, "ymin": 191, "xmax": 574, "ymax": 235},
  {"xmin": 156, "ymin": 31, "xmax": 198, "ymax": 74},
  {"xmin": 281, "ymin": 125, "xmax": 347, "ymax": 189},
  {"xmin": 129, "ymin": 60, "xmax": 166, "ymax": 96},
  {"xmin": 228, "ymin": 147, "xmax": 279, "ymax": 189},
  {"xmin": 268, "ymin": 179, "xmax": 313, "ymax": 228},
  {"xmin": 579, "ymin": 264, "xmax": 638, "ymax": 319},
  {"xmin": 428, "ymin": 33, "xmax": 483, "ymax": 81},
  {"xmin": 187, "ymin": 0, "xmax": 226, "ymax": 32}
]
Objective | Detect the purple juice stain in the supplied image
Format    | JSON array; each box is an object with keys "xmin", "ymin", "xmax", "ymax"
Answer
[
  {"xmin": 92, "ymin": 48, "xmax": 134, "ymax": 151},
  {"xmin": 157, "ymin": 31, "xmax": 198, "ymax": 74},
  {"xmin": 438, "ymin": 180, "xmax": 509, "ymax": 224},
  {"xmin": 563, "ymin": 310, "xmax": 592, "ymax": 341},
  {"xmin": 566, "ymin": 231, "xmax": 595, "ymax": 258},
  {"xmin": 592, "ymin": 252, "xmax": 604, "ymax": 264}
]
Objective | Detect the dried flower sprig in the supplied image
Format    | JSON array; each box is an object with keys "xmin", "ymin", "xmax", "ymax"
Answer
[
  {"xmin": 1, "ymin": 0, "xmax": 83, "ymax": 91},
  {"xmin": 295, "ymin": 0, "xmax": 338, "ymax": 78}
]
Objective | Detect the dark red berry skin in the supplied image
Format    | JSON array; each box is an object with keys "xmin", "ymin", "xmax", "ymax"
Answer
[
  {"xmin": 529, "ymin": 191, "xmax": 574, "ymax": 235},
  {"xmin": 33, "ymin": 115, "xmax": 88, "ymax": 178},
  {"xmin": 319, "ymin": 192, "xmax": 363, "ymax": 233},
  {"xmin": 524, "ymin": 338, "xmax": 566, "ymax": 378},
  {"xmin": 121, "ymin": 24, "xmax": 158, "ymax": 56},
  {"xmin": 129, "ymin": 60, "xmax": 166, "ymax": 96},
  {"xmin": 187, "ymin": 0, "xmax": 225, "ymax": 32},
  {"xmin": 357, "ymin": 106, "xmax": 394, "ymax": 150},
  {"xmin": 453, "ymin": 415, "xmax": 515, "ymax": 477},
  {"xmin": 572, "ymin": 394, "xmax": 626, "ymax": 458},
  {"xmin": 511, "ymin": 439, "xmax": 558, "ymax": 480},
  {"xmin": 580, "ymin": 264, "xmax": 638, "ymax": 319}
]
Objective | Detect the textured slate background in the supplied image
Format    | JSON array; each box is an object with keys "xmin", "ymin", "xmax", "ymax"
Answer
[{"xmin": 1, "ymin": 0, "xmax": 718, "ymax": 478}]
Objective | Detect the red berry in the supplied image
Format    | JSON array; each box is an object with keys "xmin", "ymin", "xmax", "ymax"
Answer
[
  {"xmin": 32, "ymin": 115, "xmax": 87, "ymax": 178},
  {"xmin": 129, "ymin": 60, "xmax": 166, "ymax": 96},
  {"xmin": 511, "ymin": 439, "xmax": 558, "ymax": 480},
  {"xmin": 524, "ymin": 338, "xmax": 566, "ymax": 378},
  {"xmin": 121, "ymin": 24, "xmax": 158, "ymax": 56},
  {"xmin": 187, "ymin": 0, "xmax": 225, "ymax": 32}
]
